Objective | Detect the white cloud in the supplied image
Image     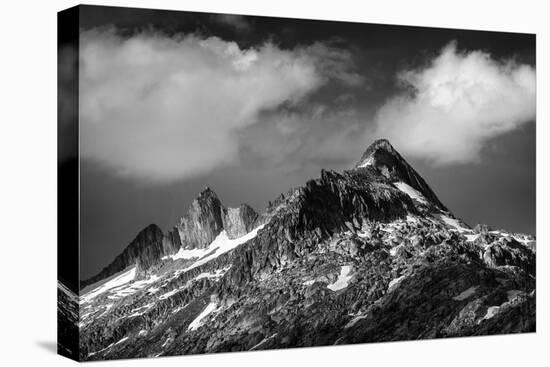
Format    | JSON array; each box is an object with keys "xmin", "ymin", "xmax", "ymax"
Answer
[
  {"xmin": 372, "ymin": 42, "xmax": 536, "ymax": 165},
  {"xmin": 79, "ymin": 29, "xmax": 360, "ymax": 182}
]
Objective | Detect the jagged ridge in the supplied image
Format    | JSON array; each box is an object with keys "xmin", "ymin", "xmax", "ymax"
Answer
[
  {"xmin": 81, "ymin": 188, "xmax": 260, "ymax": 290},
  {"xmin": 73, "ymin": 139, "xmax": 536, "ymax": 361}
]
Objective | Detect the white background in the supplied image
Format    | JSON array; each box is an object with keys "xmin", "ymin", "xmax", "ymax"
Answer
[{"xmin": 0, "ymin": 0, "xmax": 548, "ymax": 365}]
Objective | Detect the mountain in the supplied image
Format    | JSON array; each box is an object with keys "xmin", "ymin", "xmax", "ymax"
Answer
[{"xmin": 59, "ymin": 139, "xmax": 536, "ymax": 361}]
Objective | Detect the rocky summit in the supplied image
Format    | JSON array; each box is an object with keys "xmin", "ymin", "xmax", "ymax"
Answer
[{"xmin": 58, "ymin": 139, "xmax": 536, "ymax": 361}]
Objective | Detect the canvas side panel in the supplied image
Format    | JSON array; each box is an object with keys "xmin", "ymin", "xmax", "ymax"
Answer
[{"xmin": 57, "ymin": 5, "xmax": 80, "ymax": 362}]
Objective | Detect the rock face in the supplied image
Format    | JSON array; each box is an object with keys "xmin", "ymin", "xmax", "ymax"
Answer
[
  {"xmin": 355, "ymin": 138, "xmax": 447, "ymax": 210},
  {"xmin": 80, "ymin": 224, "xmax": 165, "ymax": 289},
  {"xmin": 222, "ymin": 204, "xmax": 259, "ymax": 239},
  {"xmin": 72, "ymin": 139, "xmax": 536, "ymax": 361},
  {"xmin": 58, "ymin": 281, "xmax": 79, "ymax": 359},
  {"xmin": 172, "ymin": 187, "xmax": 225, "ymax": 250},
  {"xmin": 81, "ymin": 188, "xmax": 260, "ymax": 288}
]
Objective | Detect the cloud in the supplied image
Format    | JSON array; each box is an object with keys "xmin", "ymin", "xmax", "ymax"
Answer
[
  {"xmin": 371, "ymin": 42, "xmax": 536, "ymax": 165},
  {"xmin": 58, "ymin": 45, "xmax": 79, "ymax": 162},
  {"xmin": 79, "ymin": 28, "xmax": 361, "ymax": 182},
  {"xmin": 239, "ymin": 102, "xmax": 366, "ymax": 173},
  {"xmin": 211, "ymin": 14, "xmax": 252, "ymax": 32}
]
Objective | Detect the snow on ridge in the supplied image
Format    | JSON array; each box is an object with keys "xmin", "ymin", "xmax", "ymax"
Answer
[
  {"xmin": 176, "ymin": 224, "xmax": 265, "ymax": 275},
  {"xmin": 357, "ymin": 156, "xmax": 374, "ymax": 168},
  {"xmin": 188, "ymin": 302, "xmax": 218, "ymax": 331},
  {"xmin": 439, "ymin": 214, "xmax": 470, "ymax": 232},
  {"xmin": 81, "ymin": 268, "xmax": 162, "ymax": 305},
  {"xmin": 327, "ymin": 265, "xmax": 353, "ymax": 291},
  {"xmin": 394, "ymin": 182, "xmax": 428, "ymax": 204},
  {"xmin": 512, "ymin": 235, "xmax": 535, "ymax": 247},
  {"xmin": 81, "ymin": 267, "xmax": 137, "ymax": 303},
  {"xmin": 162, "ymin": 246, "xmax": 206, "ymax": 261}
]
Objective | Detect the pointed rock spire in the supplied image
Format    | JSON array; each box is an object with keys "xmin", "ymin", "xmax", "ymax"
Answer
[
  {"xmin": 222, "ymin": 204, "xmax": 259, "ymax": 239},
  {"xmin": 355, "ymin": 139, "xmax": 447, "ymax": 210},
  {"xmin": 172, "ymin": 186, "xmax": 225, "ymax": 250}
]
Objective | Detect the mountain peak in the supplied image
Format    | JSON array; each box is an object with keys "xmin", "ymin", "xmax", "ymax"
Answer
[
  {"xmin": 173, "ymin": 186, "xmax": 225, "ymax": 250},
  {"xmin": 354, "ymin": 139, "xmax": 447, "ymax": 210},
  {"xmin": 367, "ymin": 138, "xmax": 395, "ymax": 152},
  {"xmin": 198, "ymin": 186, "xmax": 217, "ymax": 198},
  {"xmin": 355, "ymin": 138, "xmax": 397, "ymax": 168}
]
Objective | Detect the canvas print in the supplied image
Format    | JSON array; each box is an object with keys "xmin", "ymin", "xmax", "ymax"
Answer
[{"xmin": 57, "ymin": 5, "xmax": 536, "ymax": 362}]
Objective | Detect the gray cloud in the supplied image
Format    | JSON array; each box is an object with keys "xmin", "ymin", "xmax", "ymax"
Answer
[
  {"xmin": 79, "ymin": 29, "xmax": 361, "ymax": 183},
  {"xmin": 211, "ymin": 14, "xmax": 252, "ymax": 32},
  {"xmin": 239, "ymin": 103, "xmax": 365, "ymax": 173},
  {"xmin": 370, "ymin": 42, "xmax": 536, "ymax": 165}
]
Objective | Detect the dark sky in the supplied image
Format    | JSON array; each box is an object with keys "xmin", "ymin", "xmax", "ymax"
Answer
[{"xmin": 75, "ymin": 5, "xmax": 536, "ymax": 279}]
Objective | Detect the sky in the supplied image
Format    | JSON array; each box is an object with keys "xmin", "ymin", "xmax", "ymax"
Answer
[{"xmin": 71, "ymin": 5, "xmax": 536, "ymax": 280}]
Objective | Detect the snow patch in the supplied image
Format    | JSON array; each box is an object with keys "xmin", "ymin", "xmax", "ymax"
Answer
[
  {"xmin": 127, "ymin": 303, "xmax": 155, "ymax": 318},
  {"xmin": 148, "ymin": 287, "xmax": 160, "ymax": 294},
  {"xmin": 194, "ymin": 266, "xmax": 231, "ymax": 281},
  {"xmin": 114, "ymin": 336, "xmax": 129, "ymax": 345},
  {"xmin": 58, "ymin": 281, "xmax": 77, "ymax": 299},
  {"xmin": 81, "ymin": 267, "xmax": 136, "ymax": 302},
  {"xmin": 394, "ymin": 182, "xmax": 428, "ymax": 204},
  {"xmin": 87, "ymin": 337, "xmax": 127, "ymax": 357},
  {"xmin": 388, "ymin": 275, "xmax": 406, "ymax": 291},
  {"xmin": 389, "ymin": 244, "xmax": 403, "ymax": 257},
  {"xmin": 169, "ymin": 225, "xmax": 265, "ymax": 277},
  {"xmin": 507, "ymin": 290, "xmax": 523, "ymax": 301},
  {"xmin": 357, "ymin": 156, "xmax": 374, "ymax": 168},
  {"xmin": 162, "ymin": 247, "xmax": 208, "ymax": 261},
  {"xmin": 161, "ymin": 337, "xmax": 173, "ymax": 348},
  {"xmin": 513, "ymin": 235, "xmax": 534, "ymax": 247},
  {"xmin": 345, "ymin": 314, "xmax": 368, "ymax": 329},
  {"xmin": 327, "ymin": 265, "xmax": 353, "ymax": 291},
  {"xmin": 483, "ymin": 306, "xmax": 500, "ymax": 320},
  {"xmin": 453, "ymin": 286, "xmax": 478, "ymax": 301},
  {"xmin": 188, "ymin": 302, "xmax": 218, "ymax": 331},
  {"xmin": 81, "ymin": 268, "xmax": 161, "ymax": 304},
  {"xmin": 87, "ymin": 342, "xmax": 114, "ymax": 357},
  {"xmin": 159, "ymin": 288, "xmax": 182, "ymax": 300},
  {"xmin": 464, "ymin": 234, "xmax": 479, "ymax": 242},
  {"xmin": 249, "ymin": 333, "xmax": 278, "ymax": 351},
  {"xmin": 439, "ymin": 215, "xmax": 469, "ymax": 232},
  {"xmin": 380, "ymin": 165, "xmax": 390, "ymax": 178},
  {"xmin": 160, "ymin": 266, "xmax": 231, "ymax": 301},
  {"xmin": 171, "ymin": 303, "xmax": 189, "ymax": 314}
]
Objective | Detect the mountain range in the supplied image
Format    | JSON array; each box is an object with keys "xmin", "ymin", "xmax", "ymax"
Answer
[{"xmin": 58, "ymin": 139, "xmax": 536, "ymax": 361}]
